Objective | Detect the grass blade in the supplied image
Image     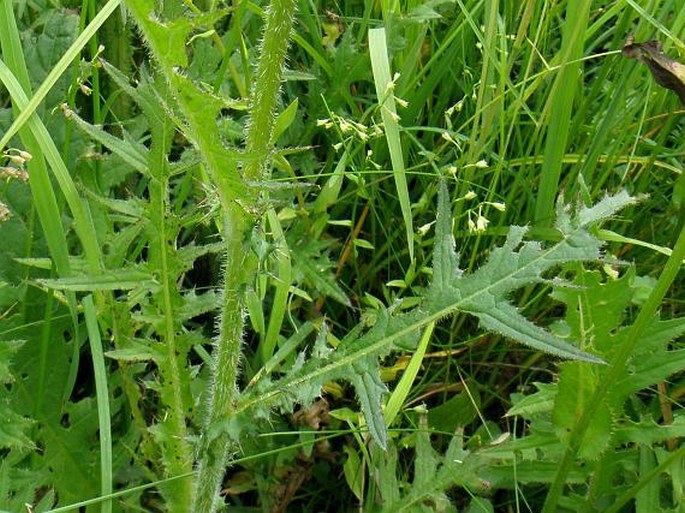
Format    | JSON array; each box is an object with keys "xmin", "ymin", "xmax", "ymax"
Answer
[
  {"xmin": 533, "ymin": 0, "xmax": 592, "ymax": 227},
  {"xmin": 369, "ymin": 27, "xmax": 414, "ymax": 262},
  {"xmin": 384, "ymin": 322, "xmax": 434, "ymax": 427},
  {"xmin": 0, "ymin": 0, "xmax": 122, "ymax": 152},
  {"xmin": 83, "ymin": 295, "xmax": 112, "ymax": 513},
  {"xmin": 0, "ymin": 61, "xmax": 103, "ymax": 273}
]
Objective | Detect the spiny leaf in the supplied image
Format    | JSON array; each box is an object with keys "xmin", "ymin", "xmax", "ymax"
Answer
[
  {"xmin": 65, "ymin": 107, "xmax": 149, "ymax": 173},
  {"xmin": 427, "ymin": 187, "xmax": 639, "ymax": 363},
  {"xmin": 432, "ymin": 181, "xmax": 461, "ymax": 291},
  {"xmin": 237, "ymin": 183, "xmax": 637, "ymax": 449},
  {"xmin": 350, "ymin": 361, "xmax": 388, "ymax": 449},
  {"xmin": 516, "ymin": 265, "xmax": 685, "ymax": 462}
]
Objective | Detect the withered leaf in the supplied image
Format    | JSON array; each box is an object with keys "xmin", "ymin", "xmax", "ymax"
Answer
[{"xmin": 622, "ymin": 36, "xmax": 685, "ymax": 105}]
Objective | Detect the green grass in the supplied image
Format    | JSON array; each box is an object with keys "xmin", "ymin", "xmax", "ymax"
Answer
[{"xmin": 0, "ymin": 1, "xmax": 683, "ymax": 512}]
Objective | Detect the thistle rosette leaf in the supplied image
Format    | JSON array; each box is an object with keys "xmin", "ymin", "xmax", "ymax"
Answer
[
  {"xmin": 427, "ymin": 184, "xmax": 637, "ymax": 364},
  {"xmin": 237, "ymin": 183, "xmax": 638, "ymax": 450}
]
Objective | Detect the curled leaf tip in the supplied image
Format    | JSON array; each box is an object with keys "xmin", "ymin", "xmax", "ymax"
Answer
[{"xmin": 622, "ymin": 35, "xmax": 685, "ymax": 105}]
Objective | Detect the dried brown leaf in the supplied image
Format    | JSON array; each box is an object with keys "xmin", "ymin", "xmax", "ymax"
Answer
[{"xmin": 622, "ymin": 36, "xmax": 685, "ymax": 105}]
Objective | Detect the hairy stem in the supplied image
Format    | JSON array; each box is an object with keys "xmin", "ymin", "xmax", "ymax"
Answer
[
  {"xmin": 124, "ymin": 0, "xmax": 296, "ymax": 509},
  {"xmin": 193, "ymin": 0, "xmax": 297, "ymax": 510},
  {"xmin": 192, "ymin": 207, "xmax": 249, "ymax": 512},
  {"xmin": 243, "ymin": 0, "xmax": 298, "ymax": 182}
]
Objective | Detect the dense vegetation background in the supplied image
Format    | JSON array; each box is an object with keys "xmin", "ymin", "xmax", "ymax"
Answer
[{"xmin": 0, "ymin": 0, "xmax": 683, "ymax": 512}]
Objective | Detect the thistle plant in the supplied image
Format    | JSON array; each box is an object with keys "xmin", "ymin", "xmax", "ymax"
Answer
[{"xmin": 0, "ymin": 1, "xmax": 683, "ymax": 512}]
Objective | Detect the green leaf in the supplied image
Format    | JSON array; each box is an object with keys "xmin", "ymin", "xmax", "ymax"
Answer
[
  {"xmin": 610, "ymin": 317, "xmax": 685, "ymax": 402},
  {"xmin": 506, "ymin": 382, "xmax": 557, "ymax": 418},
  {"xmin": 37, "ymin": 269, "xmax": 156, "ymax": 291},
  {"xmin": 0, "ymin": 400, "xmax": 33, "ymax": 450},
  {"xmin": 550, "ymin": 266, "xmax": 685, "ymax": 459},
  {"xmin": 553, "ymin": 359, "xmax": 613, "ymax": 459},
  {"xmin": 298, "ymin": 251, "xmax": 351, "ymax": 306},
  {"xmin": 272, "ymin": 98, "xmax": 299, "ymax": 141},
  {"xmin": 9, "ymin": 312, "xmax": 100, "ymax": 505},
  {"xmin": 0, "ymin": 0, "xmax": 121, "ymax": 150},
  {"xmin": 369, "ymin": 27, "xmax": 414, "ymax": 262},
  {"xmin": 66, "ymin": 108, "xmax": 149, "ymax": 173},
  {"xmin": 350, "ymin": 357, "xmax": 389, "ymax": 449},
  {"xmin": 0, "ymin": 339, "xmax": 23, "ymax": 384},
  {"xmin": 105, "ymin": 339, "xmax": 162, "ymax": 363},
  {"xmin": 343, "ymin": 444, "xmax": 363, "ymax": 501},
  {"xmin": 237, "ymin": 184, "xmax": 637, "ymax": 449},
  {"xmin": 432, "ymin": 181, "xmax": 461, "ymax": 291}
]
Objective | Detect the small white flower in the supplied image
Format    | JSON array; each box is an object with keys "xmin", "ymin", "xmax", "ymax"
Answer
[
  {"xmin": 6, "ymin": 154, "xmax": 25, "ymax": 166},
  {"xmin": 476, "ymin": 214, "xmax": 489, "ymax": 232},
  {"xmin": 417, "ymin": 221, "xmax": 434, "ymax": 236},
  {"xmin": 463, "ymin": 190, "xmax": 477, "ymax": 200},
  {"xmin": 468, "ymin": 216, "xmax": 476, "ymax": 232}
]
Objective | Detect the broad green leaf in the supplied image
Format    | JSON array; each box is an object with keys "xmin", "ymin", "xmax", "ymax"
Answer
[{"xmin": 9, "ymin": 311, "xmax": 100, "ymax": 505}]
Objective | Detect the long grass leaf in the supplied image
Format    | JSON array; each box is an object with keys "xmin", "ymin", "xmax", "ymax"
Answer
[
  {"xmin": 0, "ymin": 0, "xmax": 122, "ymax": 151},
  {"xmin": 384, "ymin": 322, "xmax": 434, "ymax": 427},
  {"xmin": 83, "ymin": 295, "xmax": 112, "ymax": 513},
  {"xmin": 534, "ymin": 0, "xmax": 592, "ymax": 227},
  {"xmin": 369, "ymin": 27, "xmax": 414, "ymax": 262},
  {"xmin": 0, "ymin": 61, "xmax": 103, "ymax": 273}
]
